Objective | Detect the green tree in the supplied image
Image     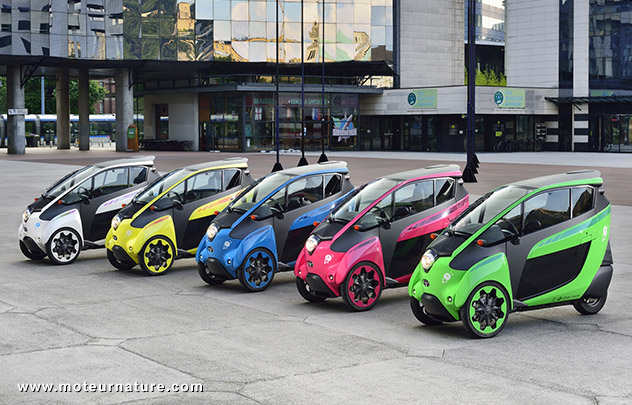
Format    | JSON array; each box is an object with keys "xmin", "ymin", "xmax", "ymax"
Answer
[
  {"xmin": 0, "ymin": 77, "xmax": 107, "ymax": 114},
  {"xmin": 465, "ymin": 68, "xmax": 507, "ymax": 86}
]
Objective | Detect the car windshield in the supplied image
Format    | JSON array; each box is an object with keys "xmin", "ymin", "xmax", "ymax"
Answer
[
  {"xmin": 450, "ymin": 185, "xmax": 531, "ymax": 236},
  {"xmin": 133, "ymin": 168, "xmax": 188, "ymax": 205},
  {"xmin": 330, "ymin": 178, "xmax": 399, "ymax": 223},
  {"xmin": 43, "ymin": 165, "xmax": 101, "ymax": 198},
  {"xmin": 229, "ymin": 172, "xmax": 292, "ymax": 213}
]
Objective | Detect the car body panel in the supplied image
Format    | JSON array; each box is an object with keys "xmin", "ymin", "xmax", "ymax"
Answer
[
  {"xmin": 295, "ymin": 165, "xmax": 469, "ymax": 301},
  {"xmin": 106, "ymin": 158, "xmax": 253, "ymax": 266},
  {"xmin": 409, "ymin": 170, "xmax": 612, "ymax": 332},
  {"xmin": 18, "ymin": 156, "xmax": 158, "ymax": 258},
  {"xmin": 197, "ymin": 162, "xmax": 353, "ymax": 283}
]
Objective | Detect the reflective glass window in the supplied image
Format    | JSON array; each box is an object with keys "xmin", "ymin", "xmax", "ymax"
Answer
[
  {"xmin": 214, "ymin": 0, "xmax": 231, "ymax": 20},
  {"xmin": 92, "ymin": 168, "xmax": 129, "ymax": 197},
  {"xmin": 250, "ymin": 1, "xmax": 266, "ymax": 21},
  {"xmin": 436, "ymin": 178, "xmax": 455, "ymax": 205},
  {"xmin": 232, "ymin": 0, "xmax": 248, "ymax": 21},
  {"xmin": 571, "ymin": 187, "xmax": 594, "ymax": 217},
  {"xmin": 186, "ymin": 170, "xmax": 223, "ymax": 202},
  {"xmin": 523, "ymin": 189, "xmax": 571, "ymax": 234},
  {"xmin": 223, "ymin": 169, "xmax": 242, "ymax": 190}
]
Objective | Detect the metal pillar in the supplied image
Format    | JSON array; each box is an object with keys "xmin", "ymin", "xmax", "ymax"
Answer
[
  {"xmin": 78, "ymin": 69, "xmax": 90, "ymax": 151},
  {"xmin": 6, "ymin": 65, "xmax": 26, "ymax": 155},
  {"xmin": 464, "ymin": 0, "xmax": 478, "ymax": 183},
  {"xmin": 298, "ymin": 0, "xmax": 308, "ymax": 167},
  {"xmin": 56, "ymin": 69, "xmax": 70, "ymax": 150},
  {"xmin": 318, "ymin": 0, "xmax": 328, "ymax": 163},
  {"xmin": 272, "ymin": 0, "xmax": 283, "ymax": 172},
  {"xmin": 115, "ymin": 69, "xmax": 133, "ymax": 152}
]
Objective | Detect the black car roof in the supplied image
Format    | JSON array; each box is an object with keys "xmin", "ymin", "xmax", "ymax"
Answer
[
  {"xmin": 274, "ymin": 161, "xmax": 348, "ymax": 177},
  {"xmin": 94, "ymin": 155, "xmax": 155, "ymax": 168},
  {"xmin": 384, "ymin": 164, "xmax": 462, "ymax": 181},
  {"xmin": 182, "ymin": 157, "xmax": 249, "ymax": 172},
  {"xmin": 511, "ymin": 169, "xmax": 603, "ymax": 189}
]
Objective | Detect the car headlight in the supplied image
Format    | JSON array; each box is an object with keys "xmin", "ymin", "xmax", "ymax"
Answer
[
  {"xmin": 22, "ymin": 208, "xmax": 31, "ymax": 223},
  {"xmin": 111, "ymin": 214, "xmax": 122, "ymax": 230},
  {"xmin": 421, "ymin": 249, "xmax": 437, "ymax": 271},
  {"xmin": 305, "ymin": 235, "xmax": 320, "ymax": 254},
  {"xmin": 207, "ymin": 223, "xmax": 220, "ymax": 241}
]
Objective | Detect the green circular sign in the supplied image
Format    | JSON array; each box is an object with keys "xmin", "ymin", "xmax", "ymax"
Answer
[
  {"xmin": 494, "ymin": 91, "xmax": 504, "ymax": 105},
  {"xmin": 407, "ymin": 92, "xmax": 416, "ymax": 106}
]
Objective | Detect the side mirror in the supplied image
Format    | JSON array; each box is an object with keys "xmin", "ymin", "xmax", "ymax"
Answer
[
  {"xmin": 174, "ymin": 201, "xmax": 184, "ymax": 210},
  {"xmin": 393, "ymin": 206, "xmax": 412, "ymax": 220},
  {"xmin": 524, "ymin": 220, "xmax": 542, "ymax": 234},
  {"xmin": 381, "ymin": 221, "xmax": 391, "ymax": 230}
]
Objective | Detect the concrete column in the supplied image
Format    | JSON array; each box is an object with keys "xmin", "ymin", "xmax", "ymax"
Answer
[
  {"xmin": 78, "ymin": 69, "xmax": 90, "ymax": 151},
  {"xmin": 56, "ymin": 69, "xmax": 70, "ymax": 149},
  {"xmin": 6, "ymin": 65, "xmax": 26, "ymax": 155},
  {"xmin": 115, "ymin": 68, "xmax": 134, "ymax": 152}
]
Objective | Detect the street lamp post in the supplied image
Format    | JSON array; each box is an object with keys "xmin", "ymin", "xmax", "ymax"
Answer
[
  {"xmin": 464, "ymin": 0, "xmax": 478, "ymax": 182},
  {"xmin": 272, "ymin": 0, "xmax": 284, "ymax": 172},
  {"xmin": 298, "ymin": 0, "xmax": 308, "ymax": 166},
  {"xmin": 318, "ymin": 0, "xmax": 328, "ymax": 163}
]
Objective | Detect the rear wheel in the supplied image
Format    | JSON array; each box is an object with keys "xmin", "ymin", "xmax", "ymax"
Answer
[
  {"xmin": 296, "ymin": 277, "xmax": 327, "ymax": 303},
  {"xmin": 238, "ymin": 248, "xmax": 276, "ymax": 292},
  {"xmin": 573, "ymin": 293, "xmax": 607, "ymax": 315},
  {"xmin": 19, "ymin": 240, "xmax": 46, "ymax": 260},
  {"xmin": 341, "ymin": 262, "xmax": 383, "ymax": 312},
  {"xmin": 46, "ymin": 228, "xmax": 81, "ymax": 265},
  {"xmin": 198, "ymin": 261, "xmax": 226, "ymax": 285},
  {"xmin": 107, "ymin": 249, "xmax": 136, "ymax": 270},
  {"xmin": 139, "ymin": 236, "xmax": 175, "ymax": 276},
  {"xmin": 461, "ymin": 282, "xmax": 509, "ymax": 338},
  {"xmin": 410, "ymin": 297, "xmax": 443, "ymax": 325}
]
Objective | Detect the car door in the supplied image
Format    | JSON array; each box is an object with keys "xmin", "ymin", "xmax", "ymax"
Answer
[
  {"xmin": 277, "ymin": 175, "xmax": 327, "ymax": 264},
  {"xmin": 81, "ymin": 166, "xmax": 139, "ymax": 242},
  {"xmin": 502, "ymin": 188, "xmax": 592, "ymax": 301},
  {"xmin": 172, "ymin": 169, "xmax": 224, "ymax": 251}
]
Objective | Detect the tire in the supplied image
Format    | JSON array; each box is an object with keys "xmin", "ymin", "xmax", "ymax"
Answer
[
  {"xmin": 573, "ymin": 293, "xmax": 607, "ymax": 315},
  {"xmin": 139, "ymin": 235, "xmax": 176, "ymax": 276},
  {"xmin": 107, "ymin": 249, "xmax": 136, "ymax": 270},
  {"xmin": 461, "ymin": 282, "xmax": 509, "ymax": 338},
  {"xmin": 19, "ymin": 240, "xmax": 46, "ymax": 260},
  {"xmin": 296, "ymin": 277, "xmax": 327, "ymax": 303},
  {"xmin": 340, "ymin": 262, "xmax": 383, "ymax": 312},
  {"xmin": 410, "ymin": 296, "xmax": 443, "ymax": 325},
  {"xmin": 46, "ymin": 228, "xmax": 82, "ymax": 265},
  {"xmin": 198, "ymin": 261, "xmax": 226, "ymax": 285},
  {"xmin": 237, "ymin": 248, "xmax": 276, "ymax": 292}
]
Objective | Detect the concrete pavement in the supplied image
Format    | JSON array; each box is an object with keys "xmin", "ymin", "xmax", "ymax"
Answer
[{"xmin": 0, "ymin": 153, "xmax": 630, "ymax": 404}]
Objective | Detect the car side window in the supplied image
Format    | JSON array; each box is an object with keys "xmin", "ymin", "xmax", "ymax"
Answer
[
  {"xmin": 286, "ymin": 176, "xmax": 324, "ymax": 212},
  {"xmin": 324, "ymin": 174, "xmax": 342, "ymax": 197},
  {"xmin": 223, "ymin": 169, "xmax": 241, "ymax": 190},
  {"xmin": 61, "ymin": 177, "xmax": 93, "ymax": 204},
  {"xmin": 129, "ymin": 166, "xmax": 148, "ymax": 185},
  {"xmin": 252, "ymin": 188, "xmax": 286, "ymax": 219},
  {"xmin": 356, "ymin": 193, "xmax": 393, "ymax": 230},
  {"xmin": 572, "ymin": 187, "xmax": 594, "ymax": 217},
  {"xmin": 436, "ymin": 178, "xmax": 455, "ymax": 205},
  {"xmin": 92, "ymin": 168, "xmax": 129, "ymax": 197},
  {"xmin": 479, "ymin": 204, "xmax": 522, "ymax": 245},
  {"xmin": 523, "ymin": 189, "xmax": 570, "ymax": 235},
  {"xmin": 392, "ymin": 180, "xmax": 433, "ymax": 221},
  {"xmin": 185, "ymin": 170, "xmax": 222, "ymax": 203},
  {"xmin": 153, "ymin": 181, "xmax": 186, "ymax": 210}
]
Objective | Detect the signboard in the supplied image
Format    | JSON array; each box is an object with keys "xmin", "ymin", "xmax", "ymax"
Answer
[
  {"xmin": 494, "ymin": 89, "xmax": 525, "ymax": 109},
  {"xmin": 535, "ymin": 123, "xmax": 547, "ymax": 139},
  {"xmin": 332, "ymin": 115, "xmax": 357, "ymax": 140},
  {"xmin": 126, "ymin": 124, "xmax": 139, "ymax": 152},
  {"xmin": 407, "ymin": 89, "xmax": 437, "ymax": 109},
  {"xmin": 8, "ymin": 108, "xmax": 28, "ymax": 115}
]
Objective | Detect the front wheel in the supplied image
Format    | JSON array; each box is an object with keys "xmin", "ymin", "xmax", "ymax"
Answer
[
  {"xmin": 573, "ymin": 293, "xmax": 607, "ymax": 315},
  {"xmin": 46, "ymin": 228, "xmax": 81, "ymax": 265},
  {"xmin": 238, "ymin": 248, "xmax": 276, "ymax": 292},
  {"xmin": 198, "ymin": 261, "xmax": 226, "ymax": 285},
  {"xmin": 296, "ymin": 277, "xmax": 327, "ymax": 303},
  {"xmin": 139, "ymin": 236, "xmax": 175, "ymax": 276},
  {"xmin": 341, "ymin": 262, "xmax": 383, "ymax": 311},
  {"xmin": 107, "ymin": 249, "xmax": 136, "ymax": 270},
  {"xmin": 410, "ymin": 297, "xmax": 443, "ymax": 325},
  {"xmin": 19, "ymin": 240, "xmax": 46, "ymax": 260},
  {"xmin": 461, "ymin": 282, "xmax": 509, "ymax": 338}
]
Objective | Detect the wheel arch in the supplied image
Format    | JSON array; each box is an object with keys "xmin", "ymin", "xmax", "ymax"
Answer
[{"xmin": 454, "ymin": 253, "xmax": 513, "ymax": 311}]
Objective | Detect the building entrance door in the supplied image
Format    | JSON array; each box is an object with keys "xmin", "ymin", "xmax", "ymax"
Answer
[{"xmin": 602, "ymin": 114, "xmax": 631, "ymax": 152}]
